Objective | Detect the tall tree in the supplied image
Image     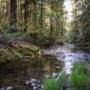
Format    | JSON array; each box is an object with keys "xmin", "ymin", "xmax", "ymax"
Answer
[
  {"xmin": 24, "ymin": 0, "xmax": 29, "ymax": 32},
  {"xmin": 50, "ymin": 0, "xmax": 54, "ymax": 37},
  {"xmin": 10, "ymin": 0, "xmax": 17, "ymax": 26}
]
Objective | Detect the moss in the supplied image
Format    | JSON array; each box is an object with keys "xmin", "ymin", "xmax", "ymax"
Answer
[
  {"xmin": 27, "ymin": 45, "xmax": 40, "ymax": 53},
  {"xmin": 0, "ymin": 48, "xmax": 22, "ymax": 63},
  {"xmin": 0, "ymin": 44, "xmax": 41, "ymax": 63}
]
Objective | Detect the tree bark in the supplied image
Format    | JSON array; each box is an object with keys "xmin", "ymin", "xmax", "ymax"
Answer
[
  {"xmin": 24, "ymin": 0, "xmax": 29, "ymax": 32},
  {"xmin": 10, "ymin": 0, "xmax": 17, "ymax": 26}
]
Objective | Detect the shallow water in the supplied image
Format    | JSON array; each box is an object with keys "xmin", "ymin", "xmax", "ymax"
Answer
[
  {"xmin": 0, "ymin": 56, "xmax": 64, "ymax": 90},
  {"xmin": 43, "ymin": 44, "xmax": 90, "ymax": 75}
]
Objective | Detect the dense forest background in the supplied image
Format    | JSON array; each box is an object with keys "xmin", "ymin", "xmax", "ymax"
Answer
[
  {"xmin": 0, "ymin": 0, "xmax": 90, "ymax": 51},
  {"xmin": 0, "ymin": 0, "xmax": 90, "ymax": 49}
]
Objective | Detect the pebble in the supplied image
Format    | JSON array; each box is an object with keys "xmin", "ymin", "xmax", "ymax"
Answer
[
  {"xmin": 39, "ymin": 89, "xmax": 43, "ymax": 90},
  {"xmin": 44, "ymin": 74, "xmax": 50, "ymax": 78},
  {"xmin": 25, "ymin": 80, "xmax": 30, "ymax": 85},
  {"xmin": 33, "ymin": 86, "xmax": 37, "ymax": 90},
  {"xmin": 6, "ymin": 86, "xmax": 13, "ymax": 90},
  {"xmin": 44, "ymin": 69, "xmax": 48, "ymax": 72},
  {"xmin": 30, "ymin": 79, "xmax": 37, "ymax": 83},
  {"xmin": 41, "ymin": 85, "xmax": 44, "ymax": 89},
  {"xmin": 52, "ymin": 73, "xmax": 58, "ymax": 78},
  {"xmin": 31, "ymin": 83, "xmax": 36, "ymax": 87},
  {"xmin": 56, "ymin": 67, "xmax": 60, "ymax": 69},
  {"xmin": 37, "ymin": 80, "xmax": 41, "ymax": 83},
  {"xmin": 37, "ymin": 84, "xmax": 41, "ymax": 88}
]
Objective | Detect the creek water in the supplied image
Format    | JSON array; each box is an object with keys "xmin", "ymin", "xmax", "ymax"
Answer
[
  {"xmin": 0, "ymin": 44, "xmax": 90, "ymax": 90},
  {"xmin": 43, "ymin": 44, "xmax": 90, "ymax": 75}
]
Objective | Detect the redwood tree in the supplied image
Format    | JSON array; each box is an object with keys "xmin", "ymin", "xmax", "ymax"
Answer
[{"xmin": 10, "ymin": 0, "xmax": 17, "ymax": 26}]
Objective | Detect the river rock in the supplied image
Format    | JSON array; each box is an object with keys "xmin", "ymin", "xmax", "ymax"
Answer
[
  {"xmin": 37, "ymin": 80, "xmax": 41, "ymax": 83},
  {"xmin": 44, "ymin": 69, "xmax": 48, "ymax": 72},
  {"xmin": 6, "ymin": 86, "xmax": 13, "ymax": 90},
  {"xmin": 38, "ymin": 89, "xmax": 43, "ymax": 90},
  {"xmin": 56, "ymin": 67, "xmax": 60, "ymax": 69},
  {"xmin": 33, "ymin": 86, "xmax": 37, "ymax": 90},
  {"xmin": 30, "ymin": 79, "xmax": 37, "ymax": 83},
  {"xmin": 31, "ymin": 83, "xmax": 36, "ymax": 87},
  {"xmin": 52, "ymin": 73, "xmax": 58, "ymax": 78},
  {"xmin": 41, "ymin": 85, "xmax": 44, "ymax": 89},
  {"xmin": 25, "ymin": 80, "xmax": 30, "ymax": 85},
  {"xmin": 44, "ymin": 74, "xmax": 50, "ymax": 78}
]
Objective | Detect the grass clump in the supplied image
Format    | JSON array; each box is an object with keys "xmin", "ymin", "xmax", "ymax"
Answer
[
  {"xmin": 71, "ymin": 63, "xmax": 89, "ymax": 90},
  {"xmin": 44, "ymin": 79, "xmax": 58, "ymax": 90}
]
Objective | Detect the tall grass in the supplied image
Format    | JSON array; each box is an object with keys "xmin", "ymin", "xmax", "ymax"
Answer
[
  {"xmin": 44, "ymin": 79, "xmax": 58, "ymax": 90},
  {"xmin": 71, "ymin": 63, "xmax": 89, "ymax": 90}
]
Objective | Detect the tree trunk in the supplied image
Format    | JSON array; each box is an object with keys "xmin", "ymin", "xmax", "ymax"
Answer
[
  {"xmin": 24, "ymin": 0, "xmax": 30, "ymax": 32},
  {"xmin": 50, "ymin": 1, "xmax": 54, "ymax": 37},
  {"xmin": 40, "ymin": 0, "xmax": 43, "ymax": 30},
  {"xmin": 10, "ymin": 0, "xmax": 17, "ymax": 26}
]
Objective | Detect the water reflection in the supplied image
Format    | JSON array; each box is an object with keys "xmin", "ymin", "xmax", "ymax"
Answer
[{"xmin": 0, "ymin": 56, "xmax": 64, "ymax": 89}]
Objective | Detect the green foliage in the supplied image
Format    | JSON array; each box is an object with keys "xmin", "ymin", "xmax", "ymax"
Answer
[
  {"xmin": 71, "ymin": 73, "xmax": 88, "ymax": 88},
  {"xmin": 71, "ymin": 0, "xmax": 90, "ymax": 51},
  {"xmin": 0, "ymin": 28, "xmax": 55, "ymax": 47},
  {"xmin": 72, "ymin": 63, "xmax": 88, "ymax": 74},
  {"xmin": 11, "ymin": 49, "xmax": 22, "ymax": 59},
  {"xmin": 25, "ymin": 32, "xmax": 55, "ymax": 47},
  {"xmin": 71, "ymin": 63, "xmax": 89, "ymax": 90},
  {"xmin": 44, "ymin": 79, "xmax": 58, "ymax": 90},
  {"xmin": 43, "ymin": 63, "xmax": 90, "ymax": 90},
  {"xmin": 57, "ymin": 72, "xmax": 68, "ymax": 90},
  {"xmin": 0, "ymin": 19, "xmax": 10, "ymax": 34}
]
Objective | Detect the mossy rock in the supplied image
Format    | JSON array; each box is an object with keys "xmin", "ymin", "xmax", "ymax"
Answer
[
  {"xmin": 17, "ymin": 48, "xmax": 34, "ymax": 56},
  {"xmin": 27, "ymin": 45, "xmax": 40, "ymax": 53},
  {"xmin": 0, "ymin": 48, "xmax": 22, "ymax": 63},
  {"xmin": 0, "ymin": 49, "xmax": 14, "ymax": 61}
]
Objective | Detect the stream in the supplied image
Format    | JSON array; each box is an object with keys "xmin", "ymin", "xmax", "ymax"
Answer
[
  {"xmin": 0, "ymin": 44, "xmax": 90, "ymax": 90},
  {"xmin": 43, "ymin": 44, "xmax": 90, "ymax": 75}
]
